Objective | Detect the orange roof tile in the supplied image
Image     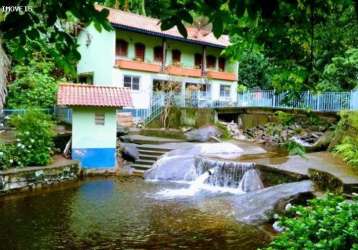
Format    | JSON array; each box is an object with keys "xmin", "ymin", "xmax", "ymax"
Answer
[
  {"xmin": 95, "ymin": 5, "xmax": 230, "ymax": 48},
  {"xmin": 57, "ymin": 83, "xmax": 132, "ymax": 107}
]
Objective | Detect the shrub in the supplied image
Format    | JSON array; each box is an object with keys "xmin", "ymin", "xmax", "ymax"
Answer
[
  {"xmin": 6, "ymin": 60, "xmax": 58, "ymax": 109},
  {"xmin": 275, "ymin": 111, "xmax": 295, "ymax": 126},
  {"xmin": 331, "ymin": 111, "xmax": 358, "ymax": 169},
  {"xmin": 284, "ymin": 141, "xmax": 306, "ymax": 157},
  {"xmin": 0, "ymin": 110, "xmax": 55, "ymax": 169},
  {"xmin": 265, "ymin": 194, "xmax": 358, "ymax": 250}
]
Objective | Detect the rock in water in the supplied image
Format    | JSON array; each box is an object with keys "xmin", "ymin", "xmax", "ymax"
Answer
[
  {"xmin": 144, "ymin": 143, "xmax": 244, "ymax": 181},
  {"xmin": 230, "ymin": 180, "xmax": 313, "ymax": 224},
  {"xmin": 120, "ymin": 143, "xmax": 139, "ymax": 162},
  {"xmin": 238, "ymin": 169, "xmax": 264, "ymax": 192},
  {"xmin": 185, "ymin": 126, "xmax": 221, "ymax": 142},
  {"xmin": 144, "ymin": 155, "xmax": 198, "ymax": 181}
]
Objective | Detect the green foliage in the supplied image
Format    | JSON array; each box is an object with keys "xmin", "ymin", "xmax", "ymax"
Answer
[
  {"xmin": 265, "ymin": 194, "xmax": 358, "ymax": 250},
  {"xmin": 334, "ymin": 137, "xmax": 358, "ymax": 169},
  {"xmin": 215, "ymin": 122, "xmax": 231, "ymax": 140},
  {"xmin": 0, "ymin": 110, "xmax": 55, "ymax": 169},
  {"xmin": 236, "ymin": 52, "xmax": 272, "ymax": 89},
  {"xmin": 271, "ymin": 66, "xmax": 308, "ymax": 97},
  {"xmin": 317, "ymin": 48, "xmax": 358, "ymax": 91},
  {"xmin": 0, "ymin": 0, "xmax": 112, "ymax": 75},
  {"xmin": 6, "ymin": 59, "xmax": 58, "ymax": 109},
  {"xmin": 275, "ymin": 111, "xmax": 295, "ymax": 126},
  {"xmin": 330, "ymin": 111, "xmax": 358, "ymax": 169},
  {"xmin": 153, "ymin": 0, "xmax": 358, "ymax": 94},
  {"xmin": 284, "ymin": 141, "xmax": 306, "ymax": 157}
]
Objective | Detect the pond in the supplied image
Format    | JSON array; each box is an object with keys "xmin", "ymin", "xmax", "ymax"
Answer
[{"xmin": 0, "ymin": 177, "xmax": 270, "ymax": 249}]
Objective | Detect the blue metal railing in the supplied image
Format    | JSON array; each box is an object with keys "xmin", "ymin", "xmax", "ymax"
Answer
[
  {"xmin": 237, "ymin": 90, "xmax": 353, "ymax": 112},
  {"xmin": 114, "ymin": 90, "xmax": 358, "ymax": 126},
  {"xmin": 11, "ymin": 90, "xmax": 354, "ymax": 127}
]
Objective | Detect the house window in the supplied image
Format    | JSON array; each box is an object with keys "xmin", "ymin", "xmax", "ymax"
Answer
[
  {"xmin": 154, "ymin": 46, "xmax": 163, "ymax": 62},
  {"xmin": 218, "ymin": 57, "xmax": 226, "ymax": 72},
  {"xmin": 172, "ymin": 49, "xmax": 181, "ymax": 64},
  {"xmin": 220, "ymin": 85, "xmax": 230, "ymax": 97},
  {"xmin": 194, "ymin": 53, "xmax": 202, "ymax": 68},
  {"xmin": 206, "ymin": 55, "xmax": 216, "ymax": 69},
  {"xmin": 135, "ymin": 43, "xmax": 145, "ymax": 61},
  {"xmin": 95, "ymin": 112, "xmax": 105, "ymax": 125},
  {"xmin": 116, "ymin": 39, "xmax": 128, "ymax": 58},
  {"xmin": 78, "ymin": 74, "xmax": 93, "ymax": 84},
  {"xmin": 124, "ymin": 75, "xmax": 140, "ymax": 90}
]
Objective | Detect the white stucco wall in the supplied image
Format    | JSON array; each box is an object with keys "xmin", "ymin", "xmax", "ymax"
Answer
[
  {"xmin": 72, "ymin": 107, "xmax": 117, "ymax": 149},
  {"xmin": 77, "ymin": 24, "xmax": 116, "ymax": 85}
]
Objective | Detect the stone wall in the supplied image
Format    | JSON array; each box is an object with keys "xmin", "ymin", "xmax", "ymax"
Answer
[
  {"xmin": 147, "ymin": 107, "xmax": 217, "ymax": 129},
  {"xmin": 0, "ymin": 161, "xmax": 80, "ymax": 196},
  {"xmin": 217, "ymin": 107, "xmax": 338, "ymax": 129}
]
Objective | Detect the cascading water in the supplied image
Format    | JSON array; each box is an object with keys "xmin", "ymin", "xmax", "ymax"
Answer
[
  {"xmin": 196, "ymin": 158, "xmax": 264, "ymax": 192},
  {"xmin": 151, "ymin": 157, "xmax": 264, "ymax": 199}
]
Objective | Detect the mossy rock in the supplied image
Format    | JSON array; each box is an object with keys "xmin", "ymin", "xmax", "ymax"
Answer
[
  {"xmin": 146, "ymin": 107, "xmax": 216, "ymax": 129},
  {"xmin": 308, "ymin": 168, "xmax": 343, "ymax": 193}
]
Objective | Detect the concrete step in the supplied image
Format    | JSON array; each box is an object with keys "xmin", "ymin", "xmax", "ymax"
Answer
[
  {"xmin": 135, "ymin": 159, "xmax": 156, "ymax": 166},
  {"xmin": 138, "ymin": 149, "xmax": 167, "ymax": 156},
  {"xmin": 121, "ymin": 135, "xmax": 183, "ymax": 145},
  {"xmin": 139, "ymin": 154, "xmax": 160, "ymax": 161},
  {"xmin": 132, "ymin": 169, "xmax": 145, "ymax": 177},
  {"xmin": 132, "ymin": 163, "xmax": 152, "ymax": 171},
  {"xmin": 137, "ymin": 146, "xmax": 171, "ymax": 152}
]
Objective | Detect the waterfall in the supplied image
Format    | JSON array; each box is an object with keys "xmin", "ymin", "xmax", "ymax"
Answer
[
  {"xmin": 195, "ymin": 158, "xmax": 263, "ymax": 191},
  {"xmin": 152, "ymin": 158, "xmax": 264, "ymax": 199}
]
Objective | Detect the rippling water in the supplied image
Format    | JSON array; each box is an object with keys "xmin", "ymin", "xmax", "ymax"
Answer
[{"xmin": 0, "ymin": 177, "xmax": 270, "ymax": 249}]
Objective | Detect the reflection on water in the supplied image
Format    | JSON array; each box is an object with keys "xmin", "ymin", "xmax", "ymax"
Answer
[{"xmin": 0, "ymin": 177, "xmax": 270, "ymax": 249}]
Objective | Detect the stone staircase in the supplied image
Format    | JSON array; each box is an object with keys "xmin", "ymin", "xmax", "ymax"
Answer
[{"xmin": 132, "ymin": 145, "xmax": 171, "ymax": 176}]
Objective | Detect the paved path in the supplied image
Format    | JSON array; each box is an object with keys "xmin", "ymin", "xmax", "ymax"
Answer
[{"xmin": 251, "ymin": 152, "xmax": 358, "ymax": 185}]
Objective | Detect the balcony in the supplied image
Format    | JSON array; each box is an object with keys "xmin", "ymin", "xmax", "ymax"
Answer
[
  {"xmin": 116, "ymin": 59, "xmax": 161, "ymax": 73},
  {"xmin": 165, "ymin": 65, "xmax": 202, "ymax": 78},
  {"xmin": 206, "ymin": 70, "xmax": 237, "ymax": 81}
]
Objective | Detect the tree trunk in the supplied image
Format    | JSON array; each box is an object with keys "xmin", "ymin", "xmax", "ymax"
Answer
[{"xmin": 0, "ymin": 39, "xmax": 10, "ymax": 110}]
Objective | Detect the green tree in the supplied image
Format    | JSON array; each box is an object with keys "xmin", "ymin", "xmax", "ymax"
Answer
[
  {"xmin": 237, "ymin": 52, "xmax": 271, "ymax": 90},
  {"xmin": 317, "ymin": 48, "xmax": 358, "ymax": 91},
  {"xmin": 149, "ymin": 0, "xmax": 358, "ymax": 93}
]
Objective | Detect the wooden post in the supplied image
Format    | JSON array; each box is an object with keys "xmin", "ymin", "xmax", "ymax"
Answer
[
  {"xmin": 202, "ymin": 45, "xmax": 207, "ymax": 76},
  {"xmin": 161, "ymin": 38, "xmax": 167, "ymax": 72}
]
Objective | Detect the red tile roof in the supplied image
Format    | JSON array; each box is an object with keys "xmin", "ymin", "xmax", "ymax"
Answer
[
  {"xmin": 95, "ymin": 5, "xmax": 230, "ymax": 48},
  {"xmin": 57, "ymin": 83, "xmax": 132, "ymax": 107}
]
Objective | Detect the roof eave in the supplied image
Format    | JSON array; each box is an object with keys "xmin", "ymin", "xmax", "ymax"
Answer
[{"xmin": 111, "ymin": 23, "xmax": 227, "ymax": 49}]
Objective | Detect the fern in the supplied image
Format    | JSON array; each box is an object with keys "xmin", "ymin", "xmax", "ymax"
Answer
[{"xmin": 334, "ymin": 137, "xmax": 358, "ymax": 169}]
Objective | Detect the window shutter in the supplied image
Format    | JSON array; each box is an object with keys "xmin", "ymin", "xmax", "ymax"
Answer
[
  {"xmin": 206, "ymin": 55, "xmax": 216, "ymax": 69},
  {"xmin": 154, "ymin": 46, "xmax": 163, "ymax": 62},
  {"xmin": 135, "ymin": 43, "xmax": 145, "ymax": 61},
  {"xmin": 95, "ymin": 113, "xmax": 105, "ymax": 125},
  {"xmin": 194, "ymin": 53, "xmax": 202, "ymax": 68},
  {"xmin": 172, "ymin": 49, "xmax": 181, "ymax": 64},
  {"xmin": 218, "ymin": 57, "xmax": 226, "ymax": 71},
  {"xmin": 116, "ymin": 39, "xmax": 128, "ymax": 57}
]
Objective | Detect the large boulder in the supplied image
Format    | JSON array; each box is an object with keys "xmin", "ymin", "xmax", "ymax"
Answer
[
  {"xmin": 144, "ymin": 143, "xmax": 244, "ymax": 181},
  {"xmin": 229, "ymin": 180, "xmax": 314, "ymax": 224},
  {"xmin": 290, "ymin": 130, "xmax": 334, "ymax": 152},
  {"xmin": 185, "ymin": 126, "xmax": 221, "ymax": 142},
  {"xmin": 119, "ymin": 143, "xmax": 139, "ymax": 162}
]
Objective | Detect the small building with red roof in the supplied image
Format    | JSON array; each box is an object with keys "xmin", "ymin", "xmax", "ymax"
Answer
[{"xmin": 57, "ymin": 83, "xmax": 132, "ymax": 169}]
